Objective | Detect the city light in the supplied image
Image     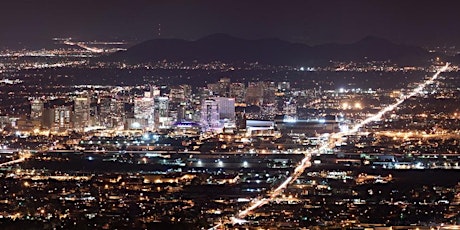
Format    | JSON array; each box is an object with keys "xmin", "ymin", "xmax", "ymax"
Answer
[
  {"xmin": 0, "ymin": 20, "xmax": 457, "ymax": 229},
  {"xmin": 354, "ymin": 102, "xmax": 362, "ymax": 109},
  {"xmin": 211, "ymin": 64, "xmax": 450, "ymax": 228},
  {"xmin": 1, "ymin": 1, "xmax": 460, "ymax": 229}
]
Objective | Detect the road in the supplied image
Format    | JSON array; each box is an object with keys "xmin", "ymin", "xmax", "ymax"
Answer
[{"xmin": 210, "ymin": 63, "xmax": 450, "ymax": 229}]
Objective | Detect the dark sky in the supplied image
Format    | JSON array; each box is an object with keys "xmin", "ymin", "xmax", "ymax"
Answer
[{"xmin": 1, "ymin": 0, "xmax": 460, "ymax": 48}]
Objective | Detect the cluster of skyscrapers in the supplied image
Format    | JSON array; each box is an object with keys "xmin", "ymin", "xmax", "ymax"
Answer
[
  {"xmin": 21, "ymin": 79, "xmax": 260, "ymax": 134},
  {"xmin": 6, "ymin": 77, "xmax": 337, "ymax": 137}
]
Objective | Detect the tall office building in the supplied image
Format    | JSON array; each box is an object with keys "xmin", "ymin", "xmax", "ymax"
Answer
[
  {"xmin": 200, "ymin": 99, "xmax": 220, "ymax": 131},
  {"xmin": 262, "ymin": 81, "xmax": 277, "ymax": 105},
  {"xmin": 30, "ymin": 99, "xmax": 44, "ymax": 122},
  {"xmin": 97, "ymin": 96, "xmax": 125, "ymax": 129},
  {"xmin": 42, "ymin": 99, "xmax": 73, "ymax": 132},
  {"xmin": 73, "ymin": 97, "xmax": 90, "ymax": 130},
  {"xmin": 154, "ymin": 96, "xmax": 169, "ymax": 129},
  {"xmin": 245, "ymin": 82, "xmax": 264, "ymax": 105},
  {"xmin": 54, "ymin": 105, "xmax": 72, "ymax": 132},
  {"xmin": 214, "ymin": 97, "xmax": 235, "ymax": 121},
  {"xmin": 134, "ymin": 97, "xmax": 154, "ymax": 127},
  {"xmin": 200, "ymin": 97, "xmax": 236, "ymax": 132},
  {"xmin": 229, "ymin": 83, "xmax": 246, "ymax": 105},
  {"xmin": 98, "ymin": 97, "xmax": 111, "ymax": 117},
  {"xmin": 169, "ymin": 86, "xmax": 186, "ymax": 104},
  {"xmin": 89, "ymin": 102, "xmax": 98, "ymax": 127},
  {"xmin": 207, "ymin": 78, "xmax": 231, "ymax": 97},
  {"xmin": 112, "ymin": 99, "xmax": 126, "ymax": 128},
  {"xmin": 169, "ymin": 85, "xmax": 191, "ymax": 123},
  {"xmin": 98, "ymin": 96, "xmax": 112, "ymax": 127}
]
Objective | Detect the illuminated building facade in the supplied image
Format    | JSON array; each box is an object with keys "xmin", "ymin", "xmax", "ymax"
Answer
[
  {"xmin": 134, "ymin": 97, "xmax": 154, "ymax": 128},
  {"xmin": 200, "ymin": 98, "xmax": 220, "ymax": 131},
  {"xmin": 154, "ymin": 96, "xmax": 170, "ymax": 129},
  {"xmin": 73, "ymin": 97, "xmax": 90, "ymax": 130}
]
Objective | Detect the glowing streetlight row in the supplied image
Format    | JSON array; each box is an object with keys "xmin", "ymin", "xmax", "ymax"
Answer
[{"xmin": 210, "ymin": 63, "xmax": 449, "ymax": 229}]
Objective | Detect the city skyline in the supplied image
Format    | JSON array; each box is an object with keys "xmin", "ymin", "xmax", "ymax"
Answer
[{"xmin": 1, "ymin": 1, "xmax": 460, "ymax": 229}]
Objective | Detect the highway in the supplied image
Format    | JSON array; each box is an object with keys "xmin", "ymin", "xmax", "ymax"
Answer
[
  {"xmin": 63, "ymin": 40, "xmax": 105, "ymax": 53},
  {"xmin": 0, "ymin": 150, "xmax": 32, "ymax": 167},
  {"xmin": 210, "ymin": 63, "xmax": 450, "ymax": 229},
  {"xmin": 0, "ymin": 158, "xmax": 25, "ymax": 167}
]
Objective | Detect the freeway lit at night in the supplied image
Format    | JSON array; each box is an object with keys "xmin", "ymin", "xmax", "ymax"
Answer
[
  {"xmin": 3, "ymin": 1, "xmax": 460, "ymax": 229},
  {"xmin": 211, "ymin": 63, "xmax": 450, "ymax": 229},
  {"xmin": 339, "ymin": 63, "xmax": 450, "ymax": 136}
]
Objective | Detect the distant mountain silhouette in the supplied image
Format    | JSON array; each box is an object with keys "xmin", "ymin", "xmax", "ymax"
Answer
[{"xmin": 102, "ymin": 34, "xmax": 432, "ymax": 65}]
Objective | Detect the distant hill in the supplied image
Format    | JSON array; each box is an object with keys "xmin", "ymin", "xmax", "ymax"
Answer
[{"xmin": 102, "ymin": 34, "xmax": 432, "ymax": 65}]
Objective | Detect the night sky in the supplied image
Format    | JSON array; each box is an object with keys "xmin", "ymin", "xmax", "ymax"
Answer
[{"xmin": 1, "ymin": 0, "xmax": 460, "ymax": 48}]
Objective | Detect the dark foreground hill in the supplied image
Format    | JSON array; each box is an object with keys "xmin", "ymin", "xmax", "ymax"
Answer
[{"xmin": 102, "ymin": 34, "xmax": 432, "ymax": 65}]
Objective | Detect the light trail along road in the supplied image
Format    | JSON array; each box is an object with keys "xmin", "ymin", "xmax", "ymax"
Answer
[{"xmin": 210, "ymin": 63, "xmax": 449, "ymax": 229}]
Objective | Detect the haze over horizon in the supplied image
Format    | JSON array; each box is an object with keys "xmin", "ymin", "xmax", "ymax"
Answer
[{"xmin": 2, "ymin": 0, "xmax": 460, "ymax": 49}]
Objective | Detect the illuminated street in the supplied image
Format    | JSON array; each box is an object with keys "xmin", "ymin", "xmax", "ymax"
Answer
[{"xmin": 1, "ymin": 1, "xmax": 460, "ymax": 229}]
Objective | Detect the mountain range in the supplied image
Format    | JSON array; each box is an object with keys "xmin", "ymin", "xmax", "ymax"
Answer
[{"xmin": 102, "ymin": 34, "xmax": 433, "ymax": 65}]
